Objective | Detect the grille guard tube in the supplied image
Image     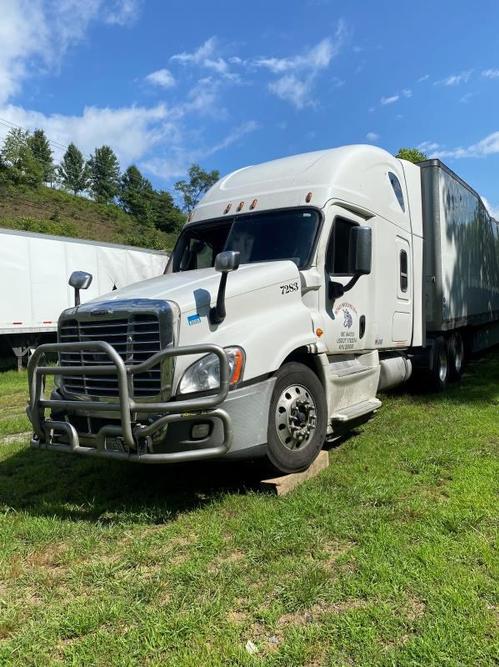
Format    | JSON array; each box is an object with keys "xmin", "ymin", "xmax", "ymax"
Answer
[{"xmin": 27, "ymin": 341, "xmax": 233, "ymax": 463}]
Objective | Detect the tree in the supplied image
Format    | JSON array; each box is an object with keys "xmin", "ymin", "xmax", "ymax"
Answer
[
  {"xmin": 150, "ymin": 190, "xmax": 186, "ymax": 234},
  {"xmin": 174, "ymin": 163, "xmax": 220, "ymax": 213},
  {"xmin": 28, "ymin": 129, "xmax": 55, "ymax": 184},
  {"xmin": 0, "ymin": 128, "xmax": 43, "ymax": 186},
  {"xmin": 396, "ymin": 147, "xmax": 428, "ymax": 164},
  {"xmin": 58, "ymin": 143, "xmax": 89, "ymax": 195},
  {"xmin": 87, "ymin": 145, "xmax": 120, "ymax": 204},
  {"xmin": 118, "ymin": 165, "xmax": 154, "ymax": 223}
]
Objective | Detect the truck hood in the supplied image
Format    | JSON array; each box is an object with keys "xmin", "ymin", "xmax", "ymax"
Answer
[{"xmin": 87, "ymin": 260, "xmax": 301, "ymax": 313}]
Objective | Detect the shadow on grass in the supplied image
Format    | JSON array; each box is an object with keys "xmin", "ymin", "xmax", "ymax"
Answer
[
  {"xmin": 0, "ymin": 446, "xmax": 272, "ymax": 524},
  {"xmin": 0, "ymin": 349, "xmax": 496, "ymax": 525}
]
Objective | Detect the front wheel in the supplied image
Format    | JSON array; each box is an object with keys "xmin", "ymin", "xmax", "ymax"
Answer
[{"xmin": 266, "ymin": 362, "xmax": 327, "ymax": 474}]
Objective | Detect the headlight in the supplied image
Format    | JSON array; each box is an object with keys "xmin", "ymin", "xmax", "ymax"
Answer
[{"xmin": 178, "ymin": 347, "xmax": 245, "ymax": 395}]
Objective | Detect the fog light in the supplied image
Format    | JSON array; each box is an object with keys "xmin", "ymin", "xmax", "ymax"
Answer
[{"xmin": 191, "ymin": 423, "xmax": 211, "ymax": 440}]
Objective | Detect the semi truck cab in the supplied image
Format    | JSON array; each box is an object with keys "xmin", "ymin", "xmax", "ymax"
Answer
[{"xmin": 27, "ymin": 145, "xmax": 499, "ymax": 473}]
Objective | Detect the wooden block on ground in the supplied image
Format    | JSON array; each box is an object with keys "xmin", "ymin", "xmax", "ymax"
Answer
[{"xmin": 260, "ymin": 450, "xmax": 329, "ymax": 496}]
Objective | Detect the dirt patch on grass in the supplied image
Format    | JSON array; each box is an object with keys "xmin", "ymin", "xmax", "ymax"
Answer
[
  {"xmin": 208, "ymin": 549, "xmax": 245, "ymax": 573},
  {"xmin": 404, "ymin": 596, "xmax": 426, "ymax": 623},
  {"xmin": 24, "ymin": 542, "xmax": 69, "ymax": 571},
  {"xmin": 277, "ymin": 599, "xmax": 368, "ymax": 628}
]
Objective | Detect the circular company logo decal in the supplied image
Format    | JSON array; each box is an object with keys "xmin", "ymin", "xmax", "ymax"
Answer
[{"xmin": 334, "ymin": 302, "xmax": 358, "ymax": 351}]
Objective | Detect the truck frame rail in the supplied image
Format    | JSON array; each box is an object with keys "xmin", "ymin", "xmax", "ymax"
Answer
[{"xmin": 27, "ymin": 341, "xmax": 233, "ymax": 463}]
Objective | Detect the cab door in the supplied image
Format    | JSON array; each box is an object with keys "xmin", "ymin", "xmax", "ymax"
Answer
[{"xmin": 321, "ymin": 210, "xmax": 373, "ymax": 353}]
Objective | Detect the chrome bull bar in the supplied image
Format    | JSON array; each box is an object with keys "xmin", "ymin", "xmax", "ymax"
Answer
[{"xmin": 27, "ymin": 341, "xmax": 233, "ymax": 463}]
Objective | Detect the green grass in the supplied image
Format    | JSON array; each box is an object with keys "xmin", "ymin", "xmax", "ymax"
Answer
[
  {"xmin": 0, "ymin": 371, "xmax": 31, "ymax": 438},
  {"xmin": 0, "ymin": 352, "xmax": 497, "ymax": 665}
]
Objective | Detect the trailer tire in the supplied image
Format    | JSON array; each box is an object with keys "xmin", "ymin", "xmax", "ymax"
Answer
[
  {"xmin": 429, "ymin": 337, "xmax": 449, "ymax": 392},
  {"xmin": 266, "ymin": 362, "xmax": 327, "ymax": 474},
  {"xmin": 447, "ymin": 332, "xmax": 465, "ymax": 381}
]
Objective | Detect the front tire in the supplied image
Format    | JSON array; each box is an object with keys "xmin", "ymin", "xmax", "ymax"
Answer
[{"xmin": 266, "ymin": 362, "xmax": 327, "ymax": 474}]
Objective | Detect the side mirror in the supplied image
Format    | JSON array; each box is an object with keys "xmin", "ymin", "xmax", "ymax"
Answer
[
  {"xmin": 210, "ymin": 251, "xmax": 240, "ymax": 324},
  {"xmin": 215, "ymin": 250, "xmax": 240, "ymax": 273},
  {"xmin": 69, "ymin": 270, "xmax": 92, "ymax": 306},
  {"xmin": 349, "ymin": 226, "xmax": 372, "ymax": 275},
  {"xmin": 329, "ymin": 226, "xmax": 372, "ymax": 301}
]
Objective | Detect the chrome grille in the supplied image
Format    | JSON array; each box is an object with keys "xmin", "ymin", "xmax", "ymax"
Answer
[{"xmin": 59, "ymin": 313, "xmax": 162, "ymax": 398}]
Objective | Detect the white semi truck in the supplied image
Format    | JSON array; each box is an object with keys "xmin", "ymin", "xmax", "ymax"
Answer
[{"xmin": 27, "ymin": 146, "xmax": 499, "ymax": 473}]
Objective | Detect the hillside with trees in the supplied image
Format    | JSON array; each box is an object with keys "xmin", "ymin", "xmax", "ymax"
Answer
[{"xmin": 0, "ymin": 127, "xmax": 219, "ymax": 251}]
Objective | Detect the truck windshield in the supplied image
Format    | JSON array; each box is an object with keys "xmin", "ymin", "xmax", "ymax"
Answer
[{"xmin": 170, "ymin": 209, "xmax": 320, "ymax": 272}]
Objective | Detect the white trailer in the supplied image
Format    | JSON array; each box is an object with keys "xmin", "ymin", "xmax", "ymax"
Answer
[
  {"xmin": 0, "ymin": 228, "xmax": 167, "ymax": 368},
  {"xmin": 26, "ymin": 146, "xmax": 499, "ymax": 473}
]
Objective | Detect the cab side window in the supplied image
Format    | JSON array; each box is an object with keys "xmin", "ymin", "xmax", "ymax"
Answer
[
  {"xmin": 326, "ymin": 218, "xmax": 357, "ymax": 275},
  {"xmin": 388, "ymin": 172, "xmax": 405, "ymax": 212},
  {"xmin": 179, "ymin": 238, "xmax": 214, "ymax": 271}
]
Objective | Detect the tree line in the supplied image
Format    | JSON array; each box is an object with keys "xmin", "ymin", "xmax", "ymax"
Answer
[{"xmin": 0, "ymin": 127, "xmax": 220, "ymax": 234}]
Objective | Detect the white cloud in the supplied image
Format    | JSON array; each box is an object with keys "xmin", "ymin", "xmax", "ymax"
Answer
[
  {"xmin": 430, "ymin": 130, "xmax": 499, "ymax": 159},
  {"xmin": 0, "ymin": 96, "xmax": 259, "ymax": 184},
  {"xmin": 418, "ymin": 74, "xmax": 430, "ymax": 83},
  {"xmin": 460, "ymin": 92, "xmax": 474, "ymax": 104},
  {"xmin": 183, "ymin": 77, "xmax": 226, "ymax": 118},
  {"xmin": 170, "ymin": 36, "xmax": 235, "ymax": 79},
  {"xmin": 366, "ymin": 132, "xmax": 379, "ymax": 142},
  {"xmin": 171, "ymin": 36, "xmax": 218, "ymax": 66},
  {"xmin": 167, "ymin": 24, "xmax": 347, "ymax": 109},
  {"xmin": 0, "ymin": 0, "xmax": 49, "ymax": 105},
  {"xmin": 378, "ymin": 87, "xmax": 411, "ymax": 107},
  {"xmin": 145, "ymin": 68, "xmax": 175, "ymax": 89},
  {"xmin": 380, "ymin": 95, "xmax": 399, "ymax": 105},
  {"xmin": 199, "ymin": 120, "xmax": 259, "ymax": 157},
  {"xmin": 418, "ymin": 141, "xmax": 441, "ymax": 154},
  {"xmin": 0, "ymin": 0, "xmax": 142, "ymax": 106},
  {"xmin": 104, "ymin": 0, "xmax": 141, "ymax": 26},
  {"xmin": 268, "ymin": 75, "xmax": 313, "ymax": 110},
  {"xmin": 482, "ymin": 68, "xmax": 499, "ymax": 79},
  {"xmin": 254, "ymin": 33, "xmax": 343, "ymax": 74},
  {"xmin": 434, "ymin": 70, "xmax": 473, "ymax": 86},
  {"xmin": 263, "ymin": 24, "xmax": 346, "ymax": 108},
  {"xmin": 0, "ymin": 103, "xmax": 173, "ymax": 165},
  {"xmin": 141, "ymin": 121, "xmax": 259, "ymax": 180}
]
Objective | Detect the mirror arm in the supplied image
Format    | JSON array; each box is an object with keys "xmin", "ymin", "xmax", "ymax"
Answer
[
  {"xmin": 74, "ymin": 288, "xmax": 81, "ymax": 307},
  {"xmin": 210, "ymin": 272, "xmax": 229, "ymax": 325},
  {"xmin": 329, "ymin": 274, "xmax": 360, "ymax": 301}
]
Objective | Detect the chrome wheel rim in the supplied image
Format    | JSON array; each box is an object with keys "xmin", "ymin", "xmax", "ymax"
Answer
[
  {"xmin": 275, "ymin": 384, "xmax": 317, "ymax": 450},
  {"xmin": 438, "ymin": 348, "xmax": 448, "ymax": 383}
]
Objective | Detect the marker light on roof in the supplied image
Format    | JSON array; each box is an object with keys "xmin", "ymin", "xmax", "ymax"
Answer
[
  {"xmin": 237, "ymin": 201, "xmax": 244, "ymax": 212},
  {"xmin": 224, "ymin": 203, "xmax": 232, "ymax": 214},
  {"xmin": 250, "ymin": 199, "xmax": 257, "ymax": 210},
  {"xmin": 305, "ymin": 191, "xmax": 313, "ymax": 203}
]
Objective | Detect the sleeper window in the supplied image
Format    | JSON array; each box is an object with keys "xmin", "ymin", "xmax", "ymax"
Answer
[{"xmin": 400, "ymin": 250, "xmax": 408, "ymax": 292}]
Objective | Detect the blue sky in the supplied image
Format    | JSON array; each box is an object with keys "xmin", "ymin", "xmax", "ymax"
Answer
[{"xmin": 2, "ymin": 0, "xmax": 499, "ymax": 214}]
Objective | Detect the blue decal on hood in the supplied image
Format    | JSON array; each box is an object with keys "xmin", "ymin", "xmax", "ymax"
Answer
[{"xmin": 187, "ymin": 313, "xmax": 201, "ymax": 326}]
